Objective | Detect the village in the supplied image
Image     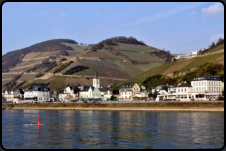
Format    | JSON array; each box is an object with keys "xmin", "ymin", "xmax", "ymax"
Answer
[{"xmin": 2, "ymin": 70, "xmax": 224, "ymax": 104}]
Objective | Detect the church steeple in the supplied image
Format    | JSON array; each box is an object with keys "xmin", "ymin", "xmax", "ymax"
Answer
[
  {"xmin": 93, "ymin": 71, "xmax": 100, "ymax": 89},
  {"xmin": 95, "ymin": 71, "xmax": 98, "ymax": 79}
]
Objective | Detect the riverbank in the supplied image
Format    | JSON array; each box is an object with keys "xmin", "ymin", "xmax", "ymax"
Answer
[{"xmin": 2, "ymin": 102, "xmax": 224, "ymax": 111}]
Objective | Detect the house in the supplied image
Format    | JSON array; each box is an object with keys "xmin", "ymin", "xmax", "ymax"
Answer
[
  {"xmin": 92, "ymin": 88, "xmax": 102, "ymax": 100},
  {"xmin": 156, "ymin": 86, "xmax": 169, "ymax": 101},
  {"xmin": 59, "ymin": 84, "xmax": 80, "ymax": 102},
  {"xmin": 100, "ymin": 88, "xmax": 119, "ymax": 101},
  {"xmin": 3, "ymin": 90, "xmax": 14, "ymax": 103},
  {"xmin": 24, "ymin": 86, "xmax": 50, "ymax": 103},
  {"xmin": 79, "ymin": 86, "xmax": 95, "ymax": 100},
  {"xmin": 190, "ymin": 74, "xmax": 222, "ymax": 100},
  {"xmin": 176, "ymin": 81, "xmax": 193, "ymax": 101},
  {"xmin": 119, "ymin": 82, "xmax": 136, "ymax": 101},
  {"xmin": 2, "ymin": 89, "xmax": 24, "ymax": 103},
  {"xmin": 132, "ymin": 84, "xmax": 148, "ymax": 100},
  {"xmin": 166, "ymin": 86, "xmax": 177, "ymax": 101}
]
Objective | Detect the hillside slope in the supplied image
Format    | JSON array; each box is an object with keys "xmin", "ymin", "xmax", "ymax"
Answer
[{"xmin": 114, "ymin": 46, "xmax": 224, "ymax": 88}]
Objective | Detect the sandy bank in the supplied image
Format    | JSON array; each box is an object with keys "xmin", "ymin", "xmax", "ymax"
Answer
[
  {"xmin": 11, "ymin": 106, "xmax": 224, "ymax": 111},
  {"xmin": 3, "ymin": 102, "xmax": 224, "ymax": 112}
]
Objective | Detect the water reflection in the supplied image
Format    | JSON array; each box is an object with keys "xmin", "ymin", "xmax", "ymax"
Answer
[{"xmin": 2, "ymin": 110, "xmax": 224, "ymax": 149}]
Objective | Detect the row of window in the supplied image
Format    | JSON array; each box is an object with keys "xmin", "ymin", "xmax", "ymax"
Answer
[
  {"xmin": 120, "ymin": 92, "xmax": 131, "ymax": 95},
  {"xmin": 192, "ymin": 81, "xmax": 221, "ymax": 86}
]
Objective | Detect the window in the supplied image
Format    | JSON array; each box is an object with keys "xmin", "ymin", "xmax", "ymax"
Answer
[
  {"xmin": 178, "ymin": 89, "xmax": 180, "ymax": 92},
  {"xmin": 185, "ymin": 88, "xmax": 186, "ymax": 92},
  {"xmin": 97, "ymin": 81, "xmax": 98, "ymax": 84},
  {"xmin": 194, "ymin": 82, "xmax": 195, "ymax": 86},
  {"xmin": 181, "ymin": 89, "xmax": 183, "ymax": 92},
  {"xmin": 209, "ymin": 87, "xmax": 211, "ymax": 91},
  {"xmin": 125, "ymin": 92, "xmax": 127, "ymax": 95},
  {"xmin": 209, "ymin": 82, "xmax": 211, "ymax": 86}
]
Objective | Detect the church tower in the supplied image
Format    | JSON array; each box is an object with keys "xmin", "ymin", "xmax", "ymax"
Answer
[{"xmin": 93, "ymin": 71, "xmax": 100, "ymax": 88}]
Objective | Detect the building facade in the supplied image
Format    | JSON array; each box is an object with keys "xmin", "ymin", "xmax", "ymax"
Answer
[{"xmin": 23, "ymin": 86, "xmax": 50, "ymax": 103}]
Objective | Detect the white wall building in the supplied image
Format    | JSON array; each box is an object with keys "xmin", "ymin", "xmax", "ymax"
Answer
[
  {"xmin": 176, "ymin": 81, "xmax": 193, "ymax": 101},
  {"xmin": 23, "ymin": 86, "xmax": 50, "ymax": 103},
  {"xmin": 119, "ymin": 82, "xmax": 135, "ymax": 101},
  {"xmin": 191, "ymin": 74, "xmax": 222, "ymax": 100}
]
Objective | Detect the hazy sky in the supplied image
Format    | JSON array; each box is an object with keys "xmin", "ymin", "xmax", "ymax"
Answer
[{"xmin": 2, "ymin": 2, "xmax": 224, "ymax": 55}]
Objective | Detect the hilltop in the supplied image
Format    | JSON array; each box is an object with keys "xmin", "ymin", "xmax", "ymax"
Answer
[{"xmin": 2, "ymin": 36, "xmax": 172, "ymax": 91}]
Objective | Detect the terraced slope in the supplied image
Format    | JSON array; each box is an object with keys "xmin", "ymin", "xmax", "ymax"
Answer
[{"xmin": 115, "ymin": 50, "xmax": 224, "ymax": 88}]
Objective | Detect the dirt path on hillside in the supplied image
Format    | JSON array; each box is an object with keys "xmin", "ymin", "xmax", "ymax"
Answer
[{"xmin": 162, "ymin": 59, "xmax": 194, "ymax": 75}]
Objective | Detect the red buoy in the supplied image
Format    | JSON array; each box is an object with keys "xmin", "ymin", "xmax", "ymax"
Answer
[{"xmin": 38, "ymin": 118, "xmax": 40, "ymax": 125}]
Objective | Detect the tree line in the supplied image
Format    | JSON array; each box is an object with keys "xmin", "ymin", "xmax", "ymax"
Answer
[{"xmin": 91, "ymin": 36, "xmax": 146, "ymax": 51}]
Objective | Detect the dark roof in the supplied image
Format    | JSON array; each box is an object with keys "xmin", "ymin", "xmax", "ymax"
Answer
[
  {"xmin": 73, "ymin": 86, "xmax": 80, "ymax": 93},
  {"xmin": 95, "ymin": 71, "xmax": 98, "ymax": 79},
  {"xmin": 80, "ymin": 86, "xmax": 95, "ymax": 91},
  {"xmin": 177, "ymin": 81, "xmax": 192, "ymax": 87},
  {"xmin": 122, "ymin": 82, "xmax": 136, "ymax": 88},
  {"xmin": 24, "ymin": 86, "xmax": 50, "ymax": 91},
  {"xmin": 160, "ymin": 87, "xmax": 169, "ymax": 91},
  {"xmin": 99, "ymin": 87, "xmax": 108, "ymax": 92},
  {"xmin": 193, "ymin": 74, "xmax": 221, "ymax": 81}
]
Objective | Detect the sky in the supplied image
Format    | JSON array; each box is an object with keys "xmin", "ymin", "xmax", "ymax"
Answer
[{"xmin": 2, "ymin": 2, "xmax": 224, "ymax": 55}]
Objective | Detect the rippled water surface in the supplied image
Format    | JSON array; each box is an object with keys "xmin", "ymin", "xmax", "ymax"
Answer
[{"xmin": 2, "ymin": 110, "xmax": 224, "ymax": 149}]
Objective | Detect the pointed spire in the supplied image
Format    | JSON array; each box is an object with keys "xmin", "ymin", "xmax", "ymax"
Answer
[{"xmin": 95, "ymin": 70, "xmax": 98, "ymax": 79}]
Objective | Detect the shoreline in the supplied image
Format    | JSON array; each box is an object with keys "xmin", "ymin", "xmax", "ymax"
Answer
[
  {"xmin": 10, "ymin": 107, "xmax": 224, "ymax": 111},
  {"xmin": 3, "ymin": 102, "xmax": 224, "ymax": 112}
]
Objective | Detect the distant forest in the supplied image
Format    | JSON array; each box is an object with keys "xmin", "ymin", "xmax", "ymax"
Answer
[
  {"xmin": 91, "ymin": 36, "xmax": 146, "ymax": 51},
  {"xmin": 2, "ymin": 39, "xmax": 78, "ymax": 72}
]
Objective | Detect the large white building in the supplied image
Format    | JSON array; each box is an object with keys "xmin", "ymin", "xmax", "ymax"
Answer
[
  {"xmin": 191, "ymin": 74, "xmax": 222, "ymax": 100},
  {"xmin": 23, "ymin": 86, "xmax": 50, "ymax": 103},
  {"xmin": 156, "ymin": 74, "xmax": 223, "ymax": 101}
]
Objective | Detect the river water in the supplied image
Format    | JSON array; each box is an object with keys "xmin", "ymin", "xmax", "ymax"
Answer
[{"xmin": 2, "ymin": 110, "xmax": 224, "ymax": 149}]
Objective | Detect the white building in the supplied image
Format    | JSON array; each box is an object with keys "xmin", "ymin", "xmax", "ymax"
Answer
[
  {"xmin": 93, "ymin": 71, "xmax": 100, "ymax": 89},
  {"xmin": 119, "ymin": 82, "xmax": 135, "ymax": 101},
  {"xmin": 156, "ymin": 87, "xmax": 169, "ymax": 101},
  {"xmin": 176, "ymin": 81, "xmax": 193, "ymax": 101},
  {"xmin": 166, "ymin": 86, "xmax": 177, "ymax": 101},
  {"xmin": 191, "ymin": 74, "xmax": 222, "ymax": 100},
  {"xmin": 23, "ymin": 86, "xmax": 50, "ymax": 103},
  {"xmin": 59, "ymin": 84, "xmax": 80, "ymax": 102},
  {"xmin": 79, "ymin": 86, "xmax": 95, "ymax": 100}
]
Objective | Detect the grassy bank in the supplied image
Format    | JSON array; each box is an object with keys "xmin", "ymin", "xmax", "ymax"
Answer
[{"xmin": 2, "ymin": 102, "xmax": 224, "ymax": 111}]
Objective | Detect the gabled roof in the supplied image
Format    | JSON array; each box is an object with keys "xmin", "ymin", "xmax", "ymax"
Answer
[
  {"xmin": 121, "ymin": 82, "xmax": 136, "ymax": 88},
  {"xmin": 177, "ymin": 81, "xmax": 192, "ymax": 87}
]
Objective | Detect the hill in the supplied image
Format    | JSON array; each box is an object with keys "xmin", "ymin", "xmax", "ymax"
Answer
[
  {"xmin": 114, "ymin": 42, "xmax": 224, "ymax": 89},
  {"xmin": 2, "ymin": 39, "xmax": 78, "ymax": 72},
  {"xmin": 2, "ymin": 36, "xmax": 175, "ymax": 91}
]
